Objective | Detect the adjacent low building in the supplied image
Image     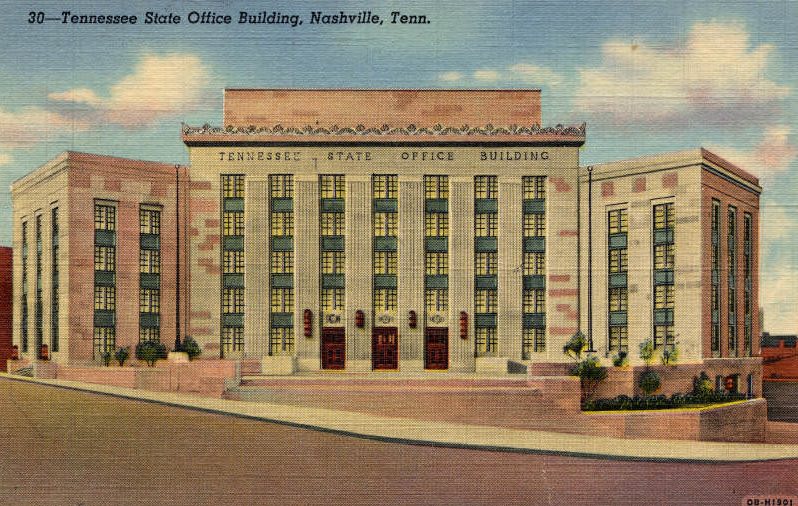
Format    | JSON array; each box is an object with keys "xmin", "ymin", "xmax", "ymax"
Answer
[{"xmin": 10, "ymin": 89, "xmax": 763, "ymax": 388}]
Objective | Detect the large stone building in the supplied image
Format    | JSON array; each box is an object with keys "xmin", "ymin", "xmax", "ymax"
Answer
[{"xmin": 10, "ymin": 89, "xmax": 761, "ymax": 383}]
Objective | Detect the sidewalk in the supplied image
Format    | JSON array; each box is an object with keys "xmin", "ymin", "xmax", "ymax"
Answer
[{"xmin": 3, "ymin": 372, "xmax": 797, "ymax": 463}]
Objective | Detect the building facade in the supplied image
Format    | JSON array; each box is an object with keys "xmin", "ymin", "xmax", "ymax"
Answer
[{"xmin": 10, "ymin": 89, "xmax": 761, "ymax": 382}]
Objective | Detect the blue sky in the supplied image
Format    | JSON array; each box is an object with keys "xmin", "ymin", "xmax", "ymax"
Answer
[{"xmin": 0, "ymin": 0, "xmax": 795, "ymax": 332}]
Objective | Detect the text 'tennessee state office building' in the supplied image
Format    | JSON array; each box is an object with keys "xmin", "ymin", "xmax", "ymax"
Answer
[{"xmin": 12, "ymin": 89, "xmax": 762, "ymax": 376}]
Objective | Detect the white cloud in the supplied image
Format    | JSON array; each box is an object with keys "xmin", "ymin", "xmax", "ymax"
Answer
[
  {"xmin": 508, "ymin": 63, "xmax": 563, "ymax": 86},
  {"xmin": 473, "ymin": 69, "xmax": 500, "ymax": 81},
  {"xmin": 438, "ymin": 71, "xmax": 464, "ymax": 82},
  {"xmin": 49, "ymin": 52, "xmax": 212, "ymax": 128},
  {"xmin": 0, "ymin": 106, "xmax": 84, "ymax": 148},
  {"xmin": 761, "ymin": 258, "xmax": 798, "ymax": 333},
  {"xmin": 573, "ymin": 20, "xmax": 789, "ymax": 123},
  {"xmin": 709, "ymin": 125, "xmax": 796, "ymax": 181}
]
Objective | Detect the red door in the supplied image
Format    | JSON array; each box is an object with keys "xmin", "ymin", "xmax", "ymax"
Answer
[
  {"xmin": 372, "ymin": 327, "xmax": 398, "ymax": 370},
  {"xmin": 425, "ymin": 327, "xmax": 448, "ymax": 370},
  {"xmin": 321, "ymin": 328, "xmax": 345, "ymax": 370}
]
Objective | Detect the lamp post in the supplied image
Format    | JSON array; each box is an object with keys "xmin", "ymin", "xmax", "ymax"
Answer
[{"xmin": 174, "ymin": 164, "xmax": 182, "ymax": 352}]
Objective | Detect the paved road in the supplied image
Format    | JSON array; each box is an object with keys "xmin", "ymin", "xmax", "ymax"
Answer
[
  {"xmin": 764, "ymin": 381, "xmax": 798, "ymax": 422},
  {"xmin": 1, "ymin": 379, "xmax": 796, "ymax": 505}
]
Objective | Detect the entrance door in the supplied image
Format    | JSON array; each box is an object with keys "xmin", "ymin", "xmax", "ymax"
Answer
[
  {"xmin": 321, "ymin": 327, "xmax": 345, "ymax": 370},
  {"xmin": 372, "ymin": 327, "xmax": 398, "ymax": 370},
  {"xmin": 425, "ymin": 327, "xmax": 448, "ymax": 370}
]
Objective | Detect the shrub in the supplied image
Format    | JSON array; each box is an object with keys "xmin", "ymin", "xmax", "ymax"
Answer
[
  {"xmin": 563, "ymin": 331, "xmax": 587, "ymax": 361},
  {"xmin": 182, "ymin": 336, "xmax": 202, "ymax": 361},
  {"xmin": 692, "ymin": 371, "xmax": 714, "ymax": 398},
  {"xmin": 135, "ymin": 340, "xmax": 167, "ymax": 367},
  {"xmin": 612, "ymin": 351, "xmax": 628, "ymax": 367},
  {"xmin": 571, "ymin": 355, "xmax": 608, "ymax": 403},
  {"xmin": 582, "ymin": 391, "xmax": 746, "ymax": 411},
  {"xmin": 639, "ymin": 370, "xmax": 661, "ymax": 396},
  {"xmin": 114, "ymin": 346, "xmax": 130, "ymax": 366},
  {"xmin": 101, "ymin": 351, "xmax": 112, "ymax": 367},
  {"xmin": 661, "ymin": 345, "xmax": 679, "ymax": 366},
  {"xmin": 639, "ymin": 339, "xmax": 656, "ymax": 366}
]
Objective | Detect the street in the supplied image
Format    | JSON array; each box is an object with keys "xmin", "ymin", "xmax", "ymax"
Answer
[{"xmin": 1, "ymin": 378, "xmax": 796, "ymax": 505}]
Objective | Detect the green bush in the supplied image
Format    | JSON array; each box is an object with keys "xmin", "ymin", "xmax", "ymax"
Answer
[
  {"xmin": 563, "ymin": 331, "xmax": 587, "ymax": 361},
  {"xmin": 101, "ymin": 351, "xmax": 112, "ymax": 367},
  {"xmin": 135, "ymin": 340, "xmax": 167, "ymax": 367},
  {"xmin": 692, "ymin": 371, "xmax": 714, "ymax": 398},
  {"xmin": 571, "ymin": 355, "xmax": 608, "ymax": 403},
  {"xmin": 639, "ymin": 339, "xmax": 656, "ymax": 366},
  {"xmin": 582, "ymin": 391, "xmax": 746, "ymax": 411},
  {"xmin": 612, "ymin": 351, "xmax": 628, "ymax": 367},
  {"xmin": 639, "ymin": 370, "xmax": 661, "ymax": 396},
  {"xmin": 114, "ymin": 346, "xmax": 130, "ymax": 366},
  {"xmin": 661, "ymin": 345, "xmax": 679, "ymax": 366},
  {"xmin": 181, "ymin": 336, "xmax": 202, "ymax": 361}
]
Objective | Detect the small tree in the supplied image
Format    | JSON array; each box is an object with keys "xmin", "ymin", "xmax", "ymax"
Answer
[
  {"xmin": 639, "ymin": 339, "xmax": 656, "ymax": 366},
  {"xmin": 182, "ymin": 336, "xmax": 202, "ymax": 361},
  {"xmin": 114, "ymin": 346, "xmax": 130, "ymax": 366},
  {"xmin": 692, "ymin": 371, "xmax": 714, "ymax": 398},
  {"xmin": 660, "ymin": 345, "xmax": 679, "ymax": 366},
  {"xmin": 572, "ymin": 355, "xmax": 608, "ymax": 403},
  {"xmin": 563, "ymin": 331, "xmax": 587, "ymax": 361},
  {"xmin": 101, "ymin": 351, "xmax": 112, "ymax": 367},
  {"xmin": 612, "ymin": 351, "xmax": 628, "ymax": 367},
  {"xmin": 135, "ymin": 340, "xmax": 167, "ymax": 367},
  {"xmin": 639, "ymin": 370, "xmax": 661, "ymax": 396}
]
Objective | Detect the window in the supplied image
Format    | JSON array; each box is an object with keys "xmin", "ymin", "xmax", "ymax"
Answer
[
  {"xmin": 140, "ymin": 250, "xmax": 161, "ymax": 274},
  {"xmin": 221, "ymin": 327, "xmax": 244, "ymax": 352},
  {"xmin": 320, "ymin": 175, "xmax": 345, "ymax": 198},
  {"xmin": 424, "ymin": 252, "xmax": 448, "ymax": 275},
  {"xmin": 320, "ymin": 212, "xmax": 345, "ymax": 236},
  {"xmin": 222, "ymin": 288, "xmax": 245, "ymax": 313},
  {"xmin": 321, "ymin": 288, "xmax": 344, "ymax": 311},
  {"xmin": 523, "ymin": 289, "xmax": 546, "ymax": 313},
  {"xmin": 139, "ymin": 327, "xmax": 160, "ymax": 342},
  {"xmin": 475, "ymin": 213, "xmax": 498, "ymax": 237},
  {"xmin": 523, "ymin": 176, "xmax": 546, "ymax": 200},
  {"xmin": 654, "ymin": 325, "xmax": 675, "ymax": 350},
  {"xmin": 51, "ymin": 208, "xmax": 59, "ymax": 352},
  {"xmin": 139, "ymin": 208, "xmax": 161, "ymax": 235},
  {"xmin": 269, "ymin": 327, "xmax": 294, "ymax": 355},
  {"xmin": 608, "ymin": 249, "xmax": 627, "ymax": 273},
  {"xmin": 609, "ymin": 287, "xmax": 628, "ymax": 312},
  {"xmin": 654, "ymin": 203, "xmax": 675, "ymax": 230},
  {"xmin": 270, "ymin": 251, "xmax": 293, "ymax": 274},
  {"xmin": 373, "ymin": 175, "xmax": 398, "ymax": 199},
  {"xmin": 711, "ymin": 199, "xmax": 721, "ymax": 354},
  {"xmin": 523, "ymin": 214, "xmax": 546, "ymax": 237},
  {"xmin": 728, "ymin": 206, "xmax": 737, "ymax": 355},
  {"xmin": 475, "ymin": 176, "xmax": 498, "ymax": 199},
  {"xmin": 654, "ymin": 285, "xmax": 674, "ymax": 309},
  {"xmin": 373, "ymin": 288, "xmax": 397, "ymax": 311},
  {"xmin": 374, "ymin": 251, "xmax": 397, "ymax": 275},
  {"xmin": 94, "ymin": 286, "xmax": 116, "ymax": 311},
  {"xmin": 522, "ymin": 328, "xmax": 546, "ymax": 358},
  {"xmin": 93, "ymin": 327, "xmax": 115, "ymax": 357},
  {"xmin": 654, "ymin": 243, "xmax": 675, "ymax": 269},
  {"xmin": 609, "ymin": 327, "xmax": 628, "ymax": 353},
  {"xmin": 373, "ymin": 212, "xmax": 398, "ymax": 237},
  {"xmin": 270, "ymin": 174, "xmax": 293, "ymax": 198},
  {"xmin": 270, "ymin": 212, "xmax": 294, "ymax": 236},
  {"xmin": 94, "ymin": 246, "xmax": 116, "ymax": 271},
  {"xmin": 94, "ymin": 204, "xmax": 116, "ymax": 231},
  {"xmin": 424, "ymin": 176, "xmax": 448, "ymax": 199},
  {"xmin": 608, "ymin": 209, "xmax": 628, "ymax": 234},
  {"xmin": 425, "ymin": 213, "xmax": 448, "ymax": 237},
  {"xmin": 475, "ymin": 252, "xmax": 497, "ymax": 275},
  {"xmin": 425, "ymin": 288, "xmax": 448, "ymax": 312},
  {"xmin": 223, "ymin": 250, "xmax": 244, "ymax": 274},
  {"xmin": 476, "ymin": 328, "xmax": 498, "ymax": 355},
  {"xmin": 270, "ymin": 288, "xmax": 294, "ymax": 313},
  {"xmin": 223, "ymin": 211, "xmax": 245, "ymax": 236},
  {"xmin": 21, "ymin": 221, "xmax": 28, "ymax": 352},
  {"xmin": 475, "ymin": 289, "xmax": 498, "ymax": 312},
  {"xmin": 523, "ymin": 252, "xmax": 546, "ymax": 276},
  {"xmin": 321, "ymin": 251, "xmax": 345, "ymax": 274},
  {"xmin": 222, "ymin": 175, "xmax": 244, "ymax": 198},
  {"xmin": 139, "ymin": 289, "xmax": 160, "ymax": 313}
]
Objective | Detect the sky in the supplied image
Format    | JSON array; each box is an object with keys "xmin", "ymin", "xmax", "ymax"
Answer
[{"xmin": 0, "ymin": 0, "xmax": 796, "ymax": 332}]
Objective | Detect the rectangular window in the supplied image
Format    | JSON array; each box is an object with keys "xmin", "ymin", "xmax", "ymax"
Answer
[
  {"xmin": 654, "ymin": 243, "xmax": 675, "ymax": 269},
  {"xmin": 373, "ymin": 175, "xmax": 398, "ymax": 199},
  {"xmin": 93, "ymin": 327, "xmax": 116, "ymax": 357},
  {"xmin": 425, "ymin": 213, "xmax": 448, "ymax": 237},
  {"xmin": 139, "ymin": 208, "xmax": 161, "ymax": 235},
  {"xmin": 321, "ymin": 288, "xmax": 344, "ymax": 311},
  {"xmin": 373, "ymin": 212, "xmax": 398, "ymax": 237},
  {"xmin": 743, "ymin": 212, "xmax": 753, "ymax": 355},
  {"xmin": 320, "ymin": 212, "xmax": 345, "ymax": 236},
  {"xmin": 424, "ymin": 176, "xmax": 448, "ymax": 199},
  {"xmin": 321, "ymin": 251, "xmax": 345, "ymax": 274},
  {"xmin": 654, "ymin": 325, "xmax": 675, "ymax": 350},
  {"xmin": 374, "ymin": 251, "xmax": 398, "ymax": 275},
  {"xmin": 94, "ymin": 285, "xmax": 116, "ymax": 311},
  {"xmin": 139, "ymin": 327, "xmax": 160, "ymax": 343},
  {"xmin": 523, "ymin": 214, "xmax": 546, "ymax": 237},
  {"xmin": 711, "ymin": 199, "xmax": 721, "ymax": 354},
  {"xmin": 373, "ymin": 288, "xmax": 398, "ymax": 312},
  {"xmin": 270, "ymin": 212, "xmax": 294, "ymax": 236},
  {"xmin": 320, "ymin": 175, "xmax": 345, "ymax": 198},
  {"xmin": 269, "ymin": 327, "xmax": 294, "ymax": 356},
  {"xmin": 475, "ymin": 213, "xmax": 498, "ymax": 237},
  {"xmin": 223, "ymin": 212, "xmax": 245, "ymax": 236},
  {"xmin": 270, "ymin": 251, "xmax": 293, "ymax": 274},
  {"xmin": 609, "ymin": 327, "xmax": 628, "ymax": 353},
  {"xmin": 425, "ymin": 288, "xmax": 448, "ymax": 312},
  {"xmin": 139, "ymin": 250, "xmax": 161, "ymax": 274},
  {"xmin": 475, "ymin": 252, "xmax": 497, "ymax": 275},
  {"xmin": 21, "ymin": 221, "xmax": 28, "ymax": 352},
  {"xmin": 222, "ymin": 175, "xmax": 244, "ymax": 198},
  {"xmin": 269, "ymin": 174, "xmax": 293, "ymax": 198},
  {"xmin": 608, "ymin": 249, "xmax": 628, "ymax": 273},
  {"xmin": 51, "ymin": 207, "xmax": 59, "ymax": 352},
  {"xmin": 608, "ymin": 209, "xmax": 628, "ymax": 234},
  {"xmin": 475, "ymin": 289, "xmax": 498, "ymax": 312},
  {"xmin": 94, "ymin": 204, "xmax": 116, "ymax": 231},
  {"xmin": 476, "ymin": 328, "xmax": 498, "ymax": 356},
  {"xmin": 139, "ymin": 288, "xmax": 160, "ymax": 313},
  {"xmin": 221, "ymin": 327, "xmax": 244, "ymax": 352},
  {"xmin": 609, "ymin": 287, "xmax": 628, "ymax": 312},
  {"xmin": 270, "ymin": 288, "xmax": 294, "ymax": 313},
  {"xmin": 654, "ymin": 285, "xmax": 674, "ymax": 309},
  {"xmin": 523, "ymin": 289, "xmax": 546, "ymax": 313},
  {"xmin": 222, "ymin": 288, "xmax": 245, "ymax": 313},
  {"xmin": 654, "ymin": 203, "xmax": 675, "ymax": 230},
  {"xmin": 223, "ymin": 250, "xmax": 245, "ymax": 274},
  {"xmin": 728, "ymin": 206, "xmax": 737, "ymax": 355},
  {"xmin": 523, "ymin": 252, "xmax": 546, "ymax": 276},
  {"xmin": 522, "ymin": 328, "xmax": 546, "ymax": 358},
  {"xmin": 94, "ymin": 246, "xmax": 116, "ymax": 271},
  {"xmin": 522, "ymin": 176, "xmax": 546, "ymax": 200},
  {"xmin": 474, "ymin": 176, "xmax": 498, "ymax": 199}
]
